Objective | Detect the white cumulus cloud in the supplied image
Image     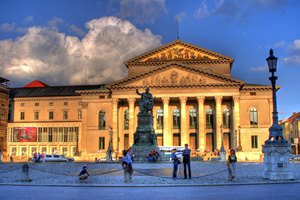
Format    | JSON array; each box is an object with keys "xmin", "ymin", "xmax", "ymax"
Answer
[
  {"xmin": 0, "ymin": 17, "xmax": 162, "ymax": 86},
  {"xmin": 283, "ymin": 39, "xmax": 300, "ymax": 65}
]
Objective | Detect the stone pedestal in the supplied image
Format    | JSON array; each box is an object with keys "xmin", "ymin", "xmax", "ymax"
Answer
[
  {"xmin": 262, "ymin": 142, "xmax": 294, "ymax": 180},
  {"xmin": 132, "ymin": 112, "xmax": 159, "ymax": 162}
]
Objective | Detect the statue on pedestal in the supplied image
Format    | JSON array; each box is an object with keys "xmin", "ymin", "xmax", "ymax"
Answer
[{"xmin": 136, "ymin": 87, "xmax": 153, "ymax": 113}]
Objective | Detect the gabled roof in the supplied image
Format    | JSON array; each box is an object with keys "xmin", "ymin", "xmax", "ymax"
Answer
[
  {"xmin": 109, "ymin": 61, "xmax": 244, "ymax": 89},
  {"xmin": 125, "ymin": 40, "xmax": 234, "ymax": 67},
  {"xmin": 10, "ymin": 84, "xmax": 106, "ymax": 98},
  {"xmin": 283, "ymin": 112, "xmax": 300, "ymax": 123},
  {"xmin": 23, "ymin": 80, "xmax": 48, "ymax": 88}
]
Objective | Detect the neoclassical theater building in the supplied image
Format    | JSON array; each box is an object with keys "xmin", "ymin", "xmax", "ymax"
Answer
[{"xmin": 7, "ymin": 40, "xmax": 273, "ymax": 160}]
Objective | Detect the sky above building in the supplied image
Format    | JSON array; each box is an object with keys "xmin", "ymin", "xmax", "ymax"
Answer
[{"xmin": 0, "ymin": 0, "xmax": 299, "ymax": 119}]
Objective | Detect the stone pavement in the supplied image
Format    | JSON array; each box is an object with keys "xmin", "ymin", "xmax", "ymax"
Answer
[{"xmin": 0, "ymin": 161, "xmax": 300, "ymax": 186}]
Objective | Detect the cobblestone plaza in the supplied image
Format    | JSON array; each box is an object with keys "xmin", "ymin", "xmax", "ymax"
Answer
[{"xmin": 1, "ymin": 161, "xmax": 299, "ymax": 185}]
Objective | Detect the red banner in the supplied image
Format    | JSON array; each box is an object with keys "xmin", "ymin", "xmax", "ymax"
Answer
[{"xmin": 13, "ymin": 127, "xmax": 37, "ymax": 142}]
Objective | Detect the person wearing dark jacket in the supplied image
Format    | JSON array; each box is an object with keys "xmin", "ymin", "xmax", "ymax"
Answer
[{"xmin": 182, "ymin": 144, "xmax": 191, "ymax": 179}]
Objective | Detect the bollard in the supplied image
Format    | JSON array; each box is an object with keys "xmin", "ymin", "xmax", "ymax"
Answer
[{"xmin": 21, "ymin": 163, "xmax": 31, "ymax": 182}]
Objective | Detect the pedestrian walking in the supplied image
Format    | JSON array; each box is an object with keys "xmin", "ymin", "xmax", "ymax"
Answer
[
  {"xmin": 170, "ymin": 148, "xmax": 180, "ymax": 179},
  {"xmin": 182, "ymin": 144, "xmax": 191, "ymax": 179},
  {"xmin": 227, "ymin": 149, "xmax": 237, "ymax": 181},
  {"xmin": 122, "ymin": 149, "xmax": 133, "ymax": 183},
  {"xmin": 78, "ymin": 165, "xmax": 90, "ymax": 181}
]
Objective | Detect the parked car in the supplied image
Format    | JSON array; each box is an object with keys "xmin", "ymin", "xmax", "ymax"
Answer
[
  {"xmin": 29, "ymin": 154, "xmax": 74, "ymax": 162},
  {"xmin": 289, "ymin": 154, "xmax": 300, "ymax": 161},
  {"xmin": 43, "ymin": 154, "xmax": 74, "ymax": 162}
]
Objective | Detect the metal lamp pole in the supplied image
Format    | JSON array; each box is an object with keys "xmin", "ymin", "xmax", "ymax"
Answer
[
  {"xmin": 106, "ymin": 127, "xmax": 113, "ymax": 161},
  {"xmin": 266, "ymin": 49, "xmax": 286, "ymax": 143}
]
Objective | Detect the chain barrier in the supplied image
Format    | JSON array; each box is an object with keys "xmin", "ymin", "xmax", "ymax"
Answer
[
  {"xmin": 134, "ymin": 168, "xmax": 228, "ymax": 179},
  {"xmin": 0, "ymin": 167, "xmax": 23, "ymax": 174},
  {"xmin": 29, "ymin": 164, "xmax": 123, "ymax": 177}
]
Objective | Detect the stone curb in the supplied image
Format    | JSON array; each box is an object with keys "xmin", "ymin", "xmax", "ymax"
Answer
[{"xmin": 1, "ymin": 180, "xmax": 299, "ymax": 188}]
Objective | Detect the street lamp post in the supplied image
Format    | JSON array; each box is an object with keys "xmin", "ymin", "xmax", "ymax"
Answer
[
  {"xmin": 220, "ymin": 124, "xmax": 226, "ymax": 161},
  {"xmin": 262, "ymin": 49, "xmax": 294, "ymax": 180},
  {"xmin": 106, "ymin": 127, "xmax": 113, "ymax": 161},
  {"xmin": 266, "ymin": 49, "xmax": 286, "ymax": 143}
]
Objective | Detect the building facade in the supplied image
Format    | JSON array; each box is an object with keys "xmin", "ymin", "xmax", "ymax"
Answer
[
  {"xmin": 0, "ymin": 77, "xmax": 9, "ymax": 153},
  {"xmin": 280, "ymin": 112, "xmax": 300, "ymax": 154},
  {"xmin": 7, "ymin": 40, "xmax": 273, "ymax": 160}
]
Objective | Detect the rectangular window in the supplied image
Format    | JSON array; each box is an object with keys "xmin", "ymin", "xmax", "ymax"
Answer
[
  {"xmin": 49, "ymin": 111, "xmax": 54, "ymax": 120},
  {"xmin": 78, "ymin": 111, "xmax": 82, "ymax": 120},
  {"xmin": 34, "ymin": 112, "xmax": 39, "ymax": 120},
  {"xmin": 35, "ymin": 102, "xmax": 39, "ymax": 106},
  {"xmin": 49, "ymin": 102, "xmax": 53, "ymax": 106},
  {"xmin": 99, "ymin": 137, "xmax": 105, "ymax": 150},
  {"xmin": 20, "ymin": 112, "xmax": 25, "ymax": 120},
  {"xmin": 20, "ymin": 103, "xmax": 25, "ymax": 107},
  {"xmin": 251, "ymin": 135, "xmax": 258, "ymax": 148},
  {"xmin": 156, "ymin": 110, "xmax": 164, "ymax": 129},
  {"xmin": 64, "ymin": 102, "xmax": 68, "ymax": 106},
  {"xmin": 63, "ymin": 111, "xmax": 68, "ymax": 120}
]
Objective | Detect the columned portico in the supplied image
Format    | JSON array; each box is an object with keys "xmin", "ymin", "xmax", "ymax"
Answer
[
  {"xmin": 180, "ymin": 97, "xmax": 187, "ymax": 145},
  {"xmin": 162, "ymin": 97, "xmax": 170, "ymax": 146},
  {"xmin": 215, "ymin": 96, "xmax": 223, "ymax": 150},
  {"xmin": 197, "ymin": 96, "xmax": 205, "ymax": 151}
]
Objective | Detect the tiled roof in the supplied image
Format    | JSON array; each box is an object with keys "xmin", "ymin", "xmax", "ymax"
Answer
[
  {"xmin": 23, "ymin": 80, "xmax": 48, "ymax": 88},
  {"xmin": 10, "ymin": 84, "xmax": 106, "ymax": 98}
]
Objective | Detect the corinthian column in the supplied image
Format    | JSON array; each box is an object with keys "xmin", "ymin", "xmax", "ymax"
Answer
[
  {"xmin": 215, "ymin": 96, "xmax": 223, "ymax": 150},
  {"xmin": 180, "ymin": 97, "xmax": 187, "ymax": 146},
  {"xmin": 162, "ymin": 97, "xmax": 170, "ymax": 146},
  {"xmin": 233, "ymin": 96, "xmax": 240, "ymax": 150},
  {"xmin": 197, "ymin": 96, "xmax": 205, "ymax": 151},
  {"xmin": 112, "ymin": 98, "xmax": 119, "ymax": 152},
  {"xmin": 128, "ymin": 98, "xmax": 135, "ymax": 146}
]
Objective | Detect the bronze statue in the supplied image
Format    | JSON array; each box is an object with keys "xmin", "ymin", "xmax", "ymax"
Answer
[{"xmin": 136, "ymin": 87, "xmax": 153, "ymax": 113}]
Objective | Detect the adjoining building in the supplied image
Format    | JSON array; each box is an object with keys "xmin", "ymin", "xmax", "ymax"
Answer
[
  {"xmin": 7, "ymin": 40, "xmax": 273, "ymax": 161},
  {"xmin": 280, "ymin": 112, "xmax": 300, "ymax": 154},
  {"xmin": 0, "ymin": 77, "xmax": 9, "ymax": 153}
]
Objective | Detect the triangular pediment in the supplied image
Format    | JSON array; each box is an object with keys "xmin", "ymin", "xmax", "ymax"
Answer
[
  {"xmin": 110, "ymin": 63, "xmax": 243, "ymax": 89},
  {"xmin": 125, "ymin": 40, "xmax": 233, "ymax": 65}
]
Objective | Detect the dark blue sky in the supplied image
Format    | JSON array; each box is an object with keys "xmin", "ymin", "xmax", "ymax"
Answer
[{"xmin": 0, "ymin": 0, "xmax": 299, "ymax": 119}]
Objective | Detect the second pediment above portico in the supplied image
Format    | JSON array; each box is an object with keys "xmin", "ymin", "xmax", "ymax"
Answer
[{"xmin": 110, "ymin": 63, "xmax": 244, "ymax": 89}]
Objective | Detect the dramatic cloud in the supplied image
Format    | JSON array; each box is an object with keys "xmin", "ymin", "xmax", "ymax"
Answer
[
  {"xmin": 283, "ymin": 39, "xmax": 300, "ymax": 65},
  {"xmin": 120, "ymin": 0, "xmax": 167, "ymax": 24},
  {"xmin": 0, "ymin": 17, "xmax": 162, "ymax": 86}
]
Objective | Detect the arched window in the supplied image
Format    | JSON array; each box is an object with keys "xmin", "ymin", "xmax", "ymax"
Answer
[
  {"xmin": 189, "ymin": 108, "xmax": 197, "ymax": 129},
  {"xmin": 124, "ymin": 109, "xmax": 129, "ymax": 130},
  {"xmin": 250, "ymin": 107, "xmax": 258, "ymax": 127},
  {"xmin": 223, "ymin": 108, "xmax": 231, "ymax": 128},
  {"xmin": 206, "ymin": 107, "xmax": 214, "ymax": 129},
  {"xmin": 156, "ymin": 109, "xmax": 164, "ymax": 129},
  {"xmin": 98, "ymin": 110, "xmax": 106, "ymax": 130},
  {"xmin": 173, "ymin": 109, "xmax": 180, "ymax": 129}
]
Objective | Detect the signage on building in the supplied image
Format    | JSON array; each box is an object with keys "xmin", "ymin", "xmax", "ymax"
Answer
[{"xmin": 13, "ymin": 127, "xmax": 37, "ymax": 142}]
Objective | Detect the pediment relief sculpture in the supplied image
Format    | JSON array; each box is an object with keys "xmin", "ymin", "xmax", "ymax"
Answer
[
  {"xmin": 139, "ymin": 44, "xmax": 218, "ymax": 62},
  {"xmin": 141, "ymin": 70, "xmax": 213, "ymax": 87}
]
